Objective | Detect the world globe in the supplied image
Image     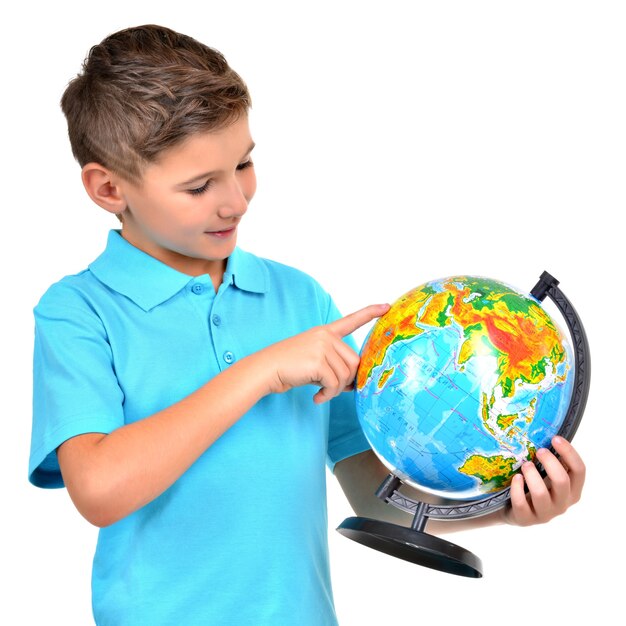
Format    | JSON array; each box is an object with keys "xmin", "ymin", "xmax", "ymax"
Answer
[{"xmin": 355, "ymin": 275, "xmax": 575, "ymax": 501}]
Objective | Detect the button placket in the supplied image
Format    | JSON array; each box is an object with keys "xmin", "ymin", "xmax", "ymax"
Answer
[{"xmin": 210, "ymin": 295, "xmax": 235, "ymax": 368}]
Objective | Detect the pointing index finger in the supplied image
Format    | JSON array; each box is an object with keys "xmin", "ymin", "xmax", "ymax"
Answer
[{"xmin": 329, "ymin": 304, "xmax": 390, "ymax": 338}]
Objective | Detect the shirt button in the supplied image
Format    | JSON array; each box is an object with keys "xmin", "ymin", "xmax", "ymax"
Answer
[
  {"xmin": 192, "ymin": 284, "xmax": 204, "ymax": 295},
  {"xmin": 212, "ymin": 314, "xmax": 222, "ymax": 326},
  {"xmin": 223, "ymin": 351, "xmax": 235, "ymax": 364}
]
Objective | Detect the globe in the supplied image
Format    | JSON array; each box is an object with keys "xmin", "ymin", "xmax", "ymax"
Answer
[{"xmin": 355, "ymin": 275, "xmax": 575, "ymax": 501}]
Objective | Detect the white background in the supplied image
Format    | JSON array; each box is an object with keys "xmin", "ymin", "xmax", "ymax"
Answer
[{"xmin": 3, "ymin": 1, "xmax": 624, "ymax": 624}]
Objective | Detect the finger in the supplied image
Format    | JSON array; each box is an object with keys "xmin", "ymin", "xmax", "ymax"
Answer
[
  {"xmin": 521, "ymin": 460, "xmax": 552, "ymax": 522},
  {"xmin": 328, "ymin": 304, "xmax": 390, "ymax": 338},
  {"xmin": 326, "ymin": 348, "xmax": 354, "ymax": 392},
  {"xmin": 332, "ymin": 338, "xmax": 361, "ymax": 382},
  {"xmin": 508, "ymin": 473, "xmax": 533, "ymax": 526},
  {"xmin": 313, "ymin": 385, "xmax": 338, "ymax": 404},
  {"xmin": 331, "ymin": 340, "xmax": 364, "ymax": 394},
  {"xmin": 552, "ymin": 436, "xmax": 586, "ymax": 503},
  {"xmin": 536, "ymin": 447, "xmax": 570, "ymax": 514},
  {"xmin": 314, "ymin": 340, "xmax": 363, "ymax": 403},
  {"xmin": 313, "ymin": 350, "xmax": 352, "ymax": 404},
  {"xmin": 313, "ymin": 361, "xmax": 341, "ymax": 404}
]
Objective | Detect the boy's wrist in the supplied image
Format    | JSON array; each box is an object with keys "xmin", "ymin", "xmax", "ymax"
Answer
[{"xmin": 230, "ymin": 350, "xmax": 278, "ymax": 402}]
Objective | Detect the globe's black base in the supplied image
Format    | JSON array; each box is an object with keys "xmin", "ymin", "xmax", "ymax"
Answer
[{"xmin": 337, "ymin": 517, "xmax": 483, "ymax": 578}]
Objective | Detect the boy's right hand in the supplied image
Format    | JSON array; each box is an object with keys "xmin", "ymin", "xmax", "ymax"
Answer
[{"xmin": 262, "ymin": 303, "xmax": 390, "ymax": 404}]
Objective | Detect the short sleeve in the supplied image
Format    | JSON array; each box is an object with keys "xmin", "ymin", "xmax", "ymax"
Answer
[
  {"xmin": 29, "ymin": 285, "xmax": 125, "ymax": 488},
  {"xmin": 323, "ymin": 298, "xmax": 371, "ymax": 472}
]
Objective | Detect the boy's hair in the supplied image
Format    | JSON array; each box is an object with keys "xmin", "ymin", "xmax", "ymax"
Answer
[{"xmin": 61, "ymin": 24, "xmax": 251, "ymax": 183}]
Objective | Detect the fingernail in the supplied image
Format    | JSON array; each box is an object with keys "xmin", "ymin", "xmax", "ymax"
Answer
[{"xmin": 552, "ymin": 435, "xmax": 565, "ymax": 445}]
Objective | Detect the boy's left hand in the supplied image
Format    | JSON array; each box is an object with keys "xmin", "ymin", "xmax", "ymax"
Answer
[{"xmin": 505, "ymin": 436, "xmax": 586, "ymax": 526}]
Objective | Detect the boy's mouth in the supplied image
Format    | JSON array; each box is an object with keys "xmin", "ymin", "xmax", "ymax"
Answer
[{"xmin": 205, "ymin": 226, "xmax": 236, "ymax": 238}]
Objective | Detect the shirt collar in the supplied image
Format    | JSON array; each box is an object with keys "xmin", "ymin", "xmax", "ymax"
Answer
[
  {"xmin": 224, "ymin": 246, "xmax": 270, "ymax": 295},
  {"xmin": 89, "ymin": 230, "xmax": 269, "ymax": 311}
]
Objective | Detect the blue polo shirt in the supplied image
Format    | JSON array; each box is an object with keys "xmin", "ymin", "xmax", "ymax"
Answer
[{"xmin": 29, "ymin": 230, "xmax": 370, "ymax": 626}]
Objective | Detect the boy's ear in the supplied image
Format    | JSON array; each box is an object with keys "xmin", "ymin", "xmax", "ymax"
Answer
[{"xmin": 81, "ymin": 163, "xmax": 128, "ymax": 215}]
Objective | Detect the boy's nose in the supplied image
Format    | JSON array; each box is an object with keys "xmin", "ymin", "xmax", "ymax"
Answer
[{"xmin": 217, "ymin": 178, "xmax": 249, "ymax": 218}]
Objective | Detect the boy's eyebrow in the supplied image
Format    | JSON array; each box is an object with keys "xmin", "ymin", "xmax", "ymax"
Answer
[{"xmin": 177, "ymin": 142, "xmax": 256, "ymax": 187}]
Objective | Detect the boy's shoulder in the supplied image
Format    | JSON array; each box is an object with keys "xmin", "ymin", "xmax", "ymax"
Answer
[
  {"xmin": 238, "ymin": 248, "xmax": 329, "ymax": 296},
  {"xmin": 35, "ymin": 268, "xmax": 98, "ymax": 314},
  {"xmin": 34, "ymin": 232, "xmax": 120, "ymax": 315},
  {"xmin": 234, "ymin": 248, "xmax": 337, "ymax": 321}
]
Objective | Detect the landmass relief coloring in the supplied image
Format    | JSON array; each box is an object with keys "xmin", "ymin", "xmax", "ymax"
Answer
[{"xmin": 356, "ymin": 276, "xmax": 573, "ymax": 500}]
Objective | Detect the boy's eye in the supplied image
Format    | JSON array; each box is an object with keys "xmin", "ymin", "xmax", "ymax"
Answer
[
  {"xmin": 237, "ymin": 159, "xmax": 254, "ymax": 171},
  {"xmin": 187, "ymin": 180, "xmax": 212, "ymax": 196},
  {"xmin": 186, "ymin": 161, "xmax": 253, "ymax": 196}
]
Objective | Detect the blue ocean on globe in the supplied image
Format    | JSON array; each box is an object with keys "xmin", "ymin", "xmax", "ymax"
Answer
[{"xmin": 355, "ymin": 276, "xmax": 574, "ymax": 501}]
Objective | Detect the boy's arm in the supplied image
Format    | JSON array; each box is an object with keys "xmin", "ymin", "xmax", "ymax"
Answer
[
  {"xmin": 334, "ymin": 437, "xmax": 585, "ymax": 533},
  {"xmin": 57, "ymin": 304, "xmax": 390, "ymax": 528}
]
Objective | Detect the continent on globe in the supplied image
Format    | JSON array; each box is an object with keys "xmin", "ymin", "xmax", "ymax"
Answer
[
  {"xmin": 355, "ymin": 276, "xmax": 574, "ymax": 501},
  {"xmin": 458, "ymin": 453, "xmax": 527, "ymax": 492}
]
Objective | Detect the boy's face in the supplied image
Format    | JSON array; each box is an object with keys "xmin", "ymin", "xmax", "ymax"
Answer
[{"xmin": 115, "ymin": 115, "xmax": 256, "ymax": 282}]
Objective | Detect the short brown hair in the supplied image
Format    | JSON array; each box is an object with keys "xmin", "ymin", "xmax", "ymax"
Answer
[{"xmin": 61, "ymin": 24, "xmax": 251, "ymax": 183}]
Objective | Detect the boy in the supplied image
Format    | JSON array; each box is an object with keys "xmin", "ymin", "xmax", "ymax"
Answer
[{"xmin": 29, "ymin": 24, "xmax": 585, "ymax": 625}]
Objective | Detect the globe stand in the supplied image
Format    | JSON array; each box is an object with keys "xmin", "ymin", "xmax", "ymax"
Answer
[
  {"xmin": 337, "ymin": 474, "xmax": 485, "ymax": 577},
  {"xmin": 338, "ymin": 271, "xmax": 590, "ymax": 578}
]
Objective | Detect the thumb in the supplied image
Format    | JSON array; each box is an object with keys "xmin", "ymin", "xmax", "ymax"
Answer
[{"xmin": 328, "ymin": 303, "xmax": 390, "ymax": 338}]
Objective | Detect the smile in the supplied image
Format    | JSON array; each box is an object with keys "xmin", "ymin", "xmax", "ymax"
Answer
[{"xmin": 205, "ymin": 226, "xmax": 237, "ymax": 238}]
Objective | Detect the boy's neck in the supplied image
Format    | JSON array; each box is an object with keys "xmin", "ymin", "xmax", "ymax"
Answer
[{"xmin": 120, "ymin": 229, "xmax": 227, "ymax": 291}]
